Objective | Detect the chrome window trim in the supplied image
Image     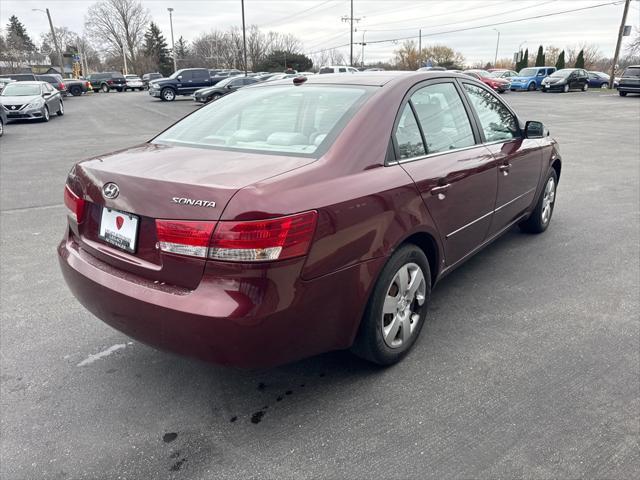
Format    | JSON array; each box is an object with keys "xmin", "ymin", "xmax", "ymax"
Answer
[{"xmin": 395, "ymin": 143, "xmax": 483, "ymax": 165}]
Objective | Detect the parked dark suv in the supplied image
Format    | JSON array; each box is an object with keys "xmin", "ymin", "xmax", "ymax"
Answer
[
  {"xmin": 142, "ymin": 72, "xmax": 163, "ymax": 89},
  {"xmin": 148, "ymin": 68, "xmax": 215, "ymax": 101},
  {"xmin": 5, "ymin": 73, "xmax": 37, "ymax": 81},
  {"xmin": 36, "ymin": 74, "xmax": 68, "ymax": 95},
  {"xmin": 617, "ymin": 65, "xmax": 640, "ymax": 96},
  {"xmin": 87, "ymin": 72, "xmax": 126, "ymax": 93},
  {"xmin": 541, "ymin": 68, "xmax": 589, "ymax": 92}
]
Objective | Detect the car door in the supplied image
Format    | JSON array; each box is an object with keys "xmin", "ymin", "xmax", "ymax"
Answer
[
  {"xmin": 394, "ymin": 79, "xmax": 498, "ymax": 267},
  {"xmin": 191, "ymin": 69, "xmax": 210, "ymax": 91},
  {"xmin": 461, "ymin": 82, "xmax": 543, "ymax": 237},
  {"xmin": 176, "ymin": 70, "xmax": 192, "ymax": 94},
  {"xmin": 43, "ymin": 83, "xmax": 59, "ymax": 112}
]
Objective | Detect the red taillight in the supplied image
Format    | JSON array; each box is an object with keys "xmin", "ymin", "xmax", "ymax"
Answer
[
  {"xmin": 156, "ymin": 220, "xmax": 216, "ymax": 258},
  {"xmin": 107, "ymin": 80, "xmax": 113, "ymax": 84},
  {"xmin": 64, "ymin": 185, "xmax": 85, "ymax": 223},
  {"xmin": 209, "ymin": 211, "xmax": 318, "ymax": 262},
  {"xmin": 154, "ymin": 211, "xmax": 318, "ymax": 262},
  {"xmin": 58, "ymin": 82, "xmax": 65, "ymax": 90}
]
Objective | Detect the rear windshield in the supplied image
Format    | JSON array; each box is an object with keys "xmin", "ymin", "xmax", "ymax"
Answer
[
  {"xmin": 623, "ymin": 67, "xmax": 640, "ymax": 77},
  {"xmin": 153, "ymin": 85, "xmax": 372, "ymax": 157}
]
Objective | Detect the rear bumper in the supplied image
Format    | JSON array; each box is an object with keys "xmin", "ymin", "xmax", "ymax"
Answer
[{"xmin": 58, "ymin": 230, "xmax": 384, "ymax": 368}]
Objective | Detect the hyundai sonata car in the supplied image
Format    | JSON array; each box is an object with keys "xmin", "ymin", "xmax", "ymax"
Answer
[{"xmin": 59, "ymin": 72, "xmax": 562, "ymax": 368}]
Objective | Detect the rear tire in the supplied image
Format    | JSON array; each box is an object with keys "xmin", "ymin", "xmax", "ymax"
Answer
[
  {"xmin": 619, "ymin": 91, "xmax": 627, "ymax": 97},
  {"xmin": 519, "ymin": 170, "xmax": 558, "ymax": 234},
  {"xmin": 582, "ymin": 83, "xmax": 588, "ymax": 92},
  {"xmin": 563, "ymin": 84, "xmax": 569, "ymax": 93},
  {"xmin": 70, "ymin": 86, "xmax": 82, "ymax": 96},
  {"xmin": 600, "ymin": 82, "xmax": 608, "ymax": 89},
  {"xmin": 211, "ymin": 93, "xmax": 222, "ymax": 101},
  {"xmin": 0, "ymin": 118, "xmax": 4, "ymax": 137},
  {"xmin": 351, "ymin": 245, "xmax": 431, "ymax": 365}
]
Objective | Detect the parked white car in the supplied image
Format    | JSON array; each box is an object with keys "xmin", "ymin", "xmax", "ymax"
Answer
[
  {"xmin": 124, "ymin": 75, "xmax": 144, "ymax": 91},
  {"xmin": 318, "ymin": 66, "xmax": 359, "ymax": 74}
]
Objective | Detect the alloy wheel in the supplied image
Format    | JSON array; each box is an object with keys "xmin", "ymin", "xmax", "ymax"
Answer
[
  {"xmin": 381, "ymin": 262, "xmax": 426, "ymax": 349},
  {"xmin": 162, "ymin": 89, "xmax": 175, "ymax": 101},
  {"xmin": 541, "ymin": 177, "xmax": 556, "ymax": 225},
  {"xmin": 563, "ymin": 84, "xmax": 569, "ymax": 93},
  {"xmin": 0, "ymin": 120, "xmax": 3, "ymax": 136},
  {"xmin": 43, "ymin": 106, "xmax": 49, "ymax": 121}
]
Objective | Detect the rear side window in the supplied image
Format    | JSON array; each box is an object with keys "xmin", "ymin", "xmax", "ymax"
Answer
[
  {"xmin": 410, "ymin": 83, "xmax": 475, "ymax": 154},
  {"xmin": 192, "ymin": 70, "xmax": 209, "ymax": 80},
  {"xmin": 394, "ymin": 104, "xmax": 426, "ymax": 159},
  {"xmin": 463, "ymin": 84, "xmax": 519, "ymax": 143},
  {"xmin": 623, "ymin": 67, "xmax": 640, "ymax": 76},
  {"xmin": 319, "ymin": 67, "xmax": 333, "ymax": 74},
  {"xmin": 338, "ymin": 68, "xmax": 346, "ymax": 73},
  {"xmin": 153, "ymin": 85, "xmax": 371, "ymax": 156}
]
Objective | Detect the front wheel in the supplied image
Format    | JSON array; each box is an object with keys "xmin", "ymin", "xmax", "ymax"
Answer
[
  {"xmin": 563, "ymin": 84, "xmax": 569, "ymax": 93},
  {"xmin": 519, "ymin": 170, "xmax": 558, "ymax": 234},
  {"xmin": 527, "ymin": 82, "xmax": 536, "ymax": 91},
  {"xmin": 582, "ymin": 83, "xmax": 588, "ymax": 92},
  {"xmin": 0, "ymin": 118, "xmax": 4, "ymax": 137},
  {"xmin": 70, "ymin": 86, "xmax": 82, "ymax": 96},
  {"xmin": 600, "ymin": 82, "xmax": 608, "ymax": 89},
  {"xmin": 41, "ymin": 105, "xmax": 50, "ymax": 122},
  {"xmin": 619, "ymin": 91, "xmax": 627, "ymax": 97},
  {"xmin": 161, "ymin": 88, "xmax": 176, "ymax": 101},
  {"xmin": 56, "ymin": 101, "xmax": 64, "ymax": 116},
  {"xmin": 351, "ymin": 245, "xmax": 431, "ymax": 365},
  {"xmin": 101, "ymin": 84, "xmax": 109, "ymax": 93}
]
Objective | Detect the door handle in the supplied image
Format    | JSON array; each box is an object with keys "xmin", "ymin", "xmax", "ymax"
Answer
[
  {"xmin": 430, "ymin": 184, "xmax": 450, "ymax": 199},
  {"xmin": 498, "ymin": 163, "xmax": 512, "ymax": 175}
]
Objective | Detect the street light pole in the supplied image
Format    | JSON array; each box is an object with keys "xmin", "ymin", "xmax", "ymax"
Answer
[
  {"xmin": 33, "ymin": 8, "xmax": 65, "ymax": 78},
  {"xmin": 361, "ymin": 30, "xmax": 366, "ymax": 68},
  {"xmin": 167, "ymin": 8, "xmax": 177, "ymax": 73},
  {"xmin": 241, "ymin": 0, "xmax": 247, "ymax": 76},
  {"xmin": 493, "ymin": 28, "xmax": 500, "ymax": 67}
]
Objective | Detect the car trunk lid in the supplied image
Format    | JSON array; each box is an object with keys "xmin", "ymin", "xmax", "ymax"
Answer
[{"xmin": 70, "ymin": 143, "xmax": 314, "ymax": 289}]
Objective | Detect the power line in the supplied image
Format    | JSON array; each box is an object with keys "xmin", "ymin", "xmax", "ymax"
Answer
[
  {"xmin": 365, "ymin": 0, "xmax": 556, "ymax": 32},
  {"xmin": 307, "ymin": 0, "xmax": 624, "ymax": 54},
  {"xmin": 260, "ymin": 0, "xmax": 337, "ymax": 29}
]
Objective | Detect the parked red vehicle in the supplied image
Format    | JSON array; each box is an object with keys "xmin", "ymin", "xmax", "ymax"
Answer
[
  {"xmin": 463, "ymin": 70, "xmax": 510, "ymax": 92},
  {"xmin": 59, "ymin": 72, "xmax": 561, "ymax": 368}
]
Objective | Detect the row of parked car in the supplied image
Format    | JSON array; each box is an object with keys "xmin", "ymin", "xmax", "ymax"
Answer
[{"xmin": 455, "ymin": 66, "xmax": 639, "ymax": 95}]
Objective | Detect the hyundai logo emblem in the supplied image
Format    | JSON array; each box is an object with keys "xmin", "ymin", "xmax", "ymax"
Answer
[{"xmin": 102, "ymin": 182, "xmax": 120, "ymax": 199}]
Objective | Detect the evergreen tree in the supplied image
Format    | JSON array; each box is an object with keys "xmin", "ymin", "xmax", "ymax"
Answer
[
  {"xmin": 6, "ymin": 15, "xmax": 36, "ymax": 52},
  {"xmin": 535, "ymin": 45, "xmax": 545, "ymax": 66},
  {"xmin": 555, "ymin": 50, "xmax": 565, "ymax": 69},
  {"xmin": 143, "ymin": 22, "xmax": 172, "ymax": 75},
  {"xmin": 522, "ymin": 48, "xmax": 529, "ymax": 68},
  {"xmin": 574, "ymin": 49, "xmax": 585, "ymax": 68},
  {"xmin": 174, "ymin": 36, "xmax": 189, "ymax": 59},
  {"xmin": 255, "ymin": 50, "xmax": 313, "ymax": 72}
]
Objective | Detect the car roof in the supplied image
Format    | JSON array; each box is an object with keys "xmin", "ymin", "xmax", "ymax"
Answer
[
  {"xmin": 5, "ymin": 81, "xmax": 45, "ymax": 85},
  {"xmin": 257, "ymin": 71, "xmax": 476, "ymax": 88}
]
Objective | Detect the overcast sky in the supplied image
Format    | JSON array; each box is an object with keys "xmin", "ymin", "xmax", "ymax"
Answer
[{"xmin": 2, "ymin": 0, "xmax": 638, "ymax": 64}]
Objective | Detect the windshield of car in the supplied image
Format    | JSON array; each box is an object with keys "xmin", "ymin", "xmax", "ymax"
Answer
[
  {"xmin": 1, "ymin": 83, "xmax": 41, "ymax": 96},
  {"xmin": 168, "ymin": 70, "xmax": 184, "ymax": 79},
  {"xmin": 488, "ymin": 71, "xmax": 504, "ymax": 77},
  {"xmin": 153, "ymin": 85, "xmax": 372, "ymax": 156},
  {"xmin": 623, "ymin": 67, "xmax": 640, "ymax": 77},
  {"xmin": 518, "ymin": 68, "xmax": 537, "ymax": 76},
  {"xmin": 551, "ymin": 69, "xmax": 573, "ymax": 78}
]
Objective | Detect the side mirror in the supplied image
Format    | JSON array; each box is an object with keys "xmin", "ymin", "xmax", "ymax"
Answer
[
  {"xmin": 42, "ymin": 92, "xmax": 51, "ymax": 97},
  {"xmin": 227, "ymin": 84, "xmax": 233, "ymax": 89},
  {"xmin": 525, "ymin": 120, "xmax": 545, "ymax": 139},
  {"xmin": 177, "ymin": 75, "xmax": 182, "ymax": 80}
]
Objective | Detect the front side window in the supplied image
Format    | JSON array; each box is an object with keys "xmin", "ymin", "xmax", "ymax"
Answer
[
  {"xmin": 154, "ymin": 85, "xmax": 371, "ymax": 156},
  {"xmin": 394, "ymin": 104, "xmax": 425, "ymax": 159},
  {"xmin": 463, "ymin": 83, "xmax": 519, "ymax": 143},
  {"xmin": 338, "ymin": 68, "xmax": 346, "ymax": 73},
  {"xmin": 410, "ymin": 82, "xmax": 475, "ymax": 154}
]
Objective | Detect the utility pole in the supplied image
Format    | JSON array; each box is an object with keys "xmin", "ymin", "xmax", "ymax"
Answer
[
  {"xmin": 493, "ymin": 28, "xmax": 500, "ymax": 67},
  {"xmin": 361, "ymin": 30, "xmax": 366, "ymax": 68},
  {"xmin": 609, "ymin": 0, "xmax": 630, "ymax": 88},
  {"xmin": 241, "ymin": 0, "xmax": 247, "ymax": 76},
  {"xmin": 341, "ymin": 1, "xmax": 361, "ymax": 66},
  {"xmin": 33, "ymin": 8, "xmax": 65, "ymax": 78},
  {"xmin": 167, "ymin": 8, "xmax": 177, "ymax": 73},
  {"xmin": 121, "ymin": 43, "xmax": 128, "ymax": 75},
  {"xmin": 418, "ymin": 29, "xmax": 422, "ymax": 54}
]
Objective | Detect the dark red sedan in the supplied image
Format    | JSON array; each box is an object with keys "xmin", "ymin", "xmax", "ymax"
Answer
[
  {"xmin": 464, "ymin": 70, "xmax": 510, "ymax": 93},
  {"xmin": 59, "ymin": 72, "xmax": 561, "ymax": 367}
]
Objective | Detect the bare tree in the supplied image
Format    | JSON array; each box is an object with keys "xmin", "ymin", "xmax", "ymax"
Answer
[
  {"xmin": 565, "ymin": 43, "xmax": 602, "ymax": 70},
  {"xmin": 85, "ymin": 0, "xmax": 149, "ymax": 73}
]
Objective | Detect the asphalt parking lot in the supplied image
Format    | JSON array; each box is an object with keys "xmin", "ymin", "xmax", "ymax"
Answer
[{"xmin": 1, "ymin": 89, "xmax": 638, "ymax": 479}]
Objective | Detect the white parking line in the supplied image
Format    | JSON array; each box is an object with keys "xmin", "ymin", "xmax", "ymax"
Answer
[{"xmin": 77, "ymin": 343, "xmax": 131, "ymax": 366}]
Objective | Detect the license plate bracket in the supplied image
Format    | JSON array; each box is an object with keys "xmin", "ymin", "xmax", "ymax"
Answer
[{"xmin": 98, "ymin": 208, "xmax": 139, "ymax": 253}]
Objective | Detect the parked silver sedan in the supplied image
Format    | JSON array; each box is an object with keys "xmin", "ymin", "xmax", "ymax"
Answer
[{"xmin": 0, "ymin": 81, "xmax": 64, "ymax": 122}]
